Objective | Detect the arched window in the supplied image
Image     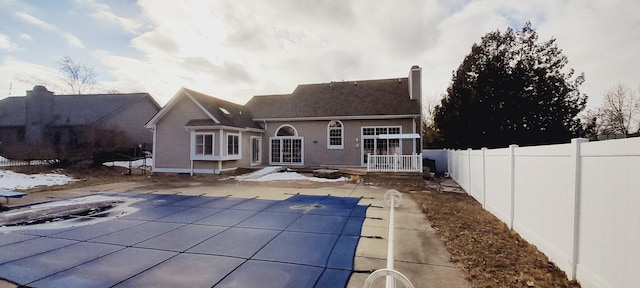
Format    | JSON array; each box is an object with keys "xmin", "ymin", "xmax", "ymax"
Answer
[
  {"xmin": 327, "ymin": 120, "xmax": 344, "ymax": 149},
  {"xmin": 276, "ymin": 125, "xmax": 298, "ymax": 136}
]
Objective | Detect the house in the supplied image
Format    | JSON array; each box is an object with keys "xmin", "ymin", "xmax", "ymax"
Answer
[
  {"xmin": 145, "ymin": 66, "xmax": 422, "ymax": 174},
  {"xmin": 0, "ymin": 86, "xmax": 161, "ymax": 159}
]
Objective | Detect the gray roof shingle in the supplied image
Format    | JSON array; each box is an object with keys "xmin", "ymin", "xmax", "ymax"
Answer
[
  {"xmin": 0, "ymin": 92, "xmax": 160, "ymax": 127},
  {"xmin": 183, "ymin": 88, "xmax": 263, "ymax": 130},
  {"xmin": 245, "ymin": 78, "xmax": 420, "ymax": 119}
]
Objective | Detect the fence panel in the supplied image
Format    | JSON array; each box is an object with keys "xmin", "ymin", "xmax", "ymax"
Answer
[
  {"xmin": 468, "ymin": 149, "xmax": 485, "ymax": 203},
  {"xmin": 483, "ymin": 148, "xmax": 512, "ymax": 225},
  {"xmin": 512, "ymin": 143, "xmax": 575, "ymax": 275},
  {"xmin": 445, "ymin": 138, "xmax": 640, "ymax": 288},
  {"xmin": 577, "ymin": 138, "xmax": 640, "ymax": 288}
]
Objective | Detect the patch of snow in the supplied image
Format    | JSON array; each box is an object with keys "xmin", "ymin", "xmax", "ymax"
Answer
[
  {"xmin": 239, "ymin": 171, "xmax": 348, "ymax": 182},
  {"xmin": 234, "ymin": 166, "xmax": 283, "ymax": 180},
  {"xmin": 102, "ymin": 158, "xmax": 152, "ymax": 169},
  {"xmin": 0, "ymin": 170, "xmax": 76, "ymax": 190},
  {"xmin": 0, "ymin": 156, "xmax": 8, "ymax": 162}
]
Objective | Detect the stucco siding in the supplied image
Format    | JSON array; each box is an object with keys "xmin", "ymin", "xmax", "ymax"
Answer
[
  {"xmin": 154, "ymin": 97, "xmax": 209, "ymax": 170},
  {"xmin": 263, "ymin": 118, "xmax": 418, "ymax": 167}
]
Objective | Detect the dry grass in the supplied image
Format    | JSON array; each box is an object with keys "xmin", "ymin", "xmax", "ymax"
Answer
[{"xmin": 365, "ymin": 175, "xmax": 581, "ymax": 288}]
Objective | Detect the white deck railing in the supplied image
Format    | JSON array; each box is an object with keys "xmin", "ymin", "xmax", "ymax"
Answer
[{"xmin": 366, "ymin": 153, "xmax": 422, "ymax": 172}]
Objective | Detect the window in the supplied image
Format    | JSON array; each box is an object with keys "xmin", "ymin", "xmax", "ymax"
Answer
[
  {"xmin": 361, "ymin": 126, "xmax": 402, "ymax": 165},
  {"xmin": 271, "ymin": 124, "xmax": 303, "ymax": 165},
  {"xmin": 227, "ymin": 134, "xmax": 240, "ymax": 156},
  {"xmin": 251, "ymin": 137, "xmax": 261, "ymax": 165},
  {"xmin": 276, "ymin": 125, "xmax": 297, "ymax": 136},
  {"xmin": 327, "ymin": 120, "xmax": 344, "ymax": 149},
  {"xmin": 195, "ymin": 133, "xmax": 214, "ymax": 156}
]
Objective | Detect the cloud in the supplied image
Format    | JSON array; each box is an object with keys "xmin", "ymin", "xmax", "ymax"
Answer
[
  {"xmin": 85, "ymin": 0, "xmax": 143, "ymax": 34},
  {"xmin": 0, "ymin": 34, "xmax": 19, "ymax": 51},
  {"xmin": 19, "ymin": 33, "xmax": 32, "ymax": 41},
  {"xmin": 64, "ymin": 33, "xmax": 85, "ymax": 48},
  {"xmin": 0, "ymin": 57, "xmax": 64, "ymax": 97},
  {"xmin": 9, "ymin": 0, "xmax": 625, "ymax": 110},
  {"xmin": 15, "ymin": 12, "xmax": 56, "ymax": 30}
]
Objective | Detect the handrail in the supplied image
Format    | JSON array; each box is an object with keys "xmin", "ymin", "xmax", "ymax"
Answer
[
  {"xmin": 366, "ymin": 153, "xmax": 422, "ymax": 172},
  {"xmin": 364, "ymin": 190, "xmax": 415, "ymax": 288}
]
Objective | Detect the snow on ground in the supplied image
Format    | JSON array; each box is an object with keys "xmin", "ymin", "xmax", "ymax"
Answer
[
  {"xmin": 102, "ymin": 158, "xmax": 153, "ymax": 169},
  {"xmin": 236, "ymin": 168, "xmax": 349, "ymax": 182},
  {"xmin": 0, "ymin": 170, "xmax": 76, "ymax": 190}
]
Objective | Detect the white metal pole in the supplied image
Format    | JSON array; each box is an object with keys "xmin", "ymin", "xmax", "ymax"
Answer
[{"xmin": 386, "ymin": 195, "xmax": 396, "ymax": 288}]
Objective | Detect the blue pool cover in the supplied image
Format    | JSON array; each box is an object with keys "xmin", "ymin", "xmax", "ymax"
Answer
[{"xmin": 0, "ymin": 193, "xmax": 368, "ymax": 287}]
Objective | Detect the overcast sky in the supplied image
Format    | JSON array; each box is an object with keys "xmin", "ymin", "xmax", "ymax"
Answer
[{"xmin": 1, "ymin": 0, "xmax": 638, "ymax": 109}]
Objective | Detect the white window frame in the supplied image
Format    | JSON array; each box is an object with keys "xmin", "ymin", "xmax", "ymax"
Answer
[
  {"xmin": 327, "ymin": 120, "xmax": 344, "ymax": 149},
  {"xmin": 360, "ymin": 126, "xmax": 402, "ymax": 166},
  {"xmin": 269, "ymin": 136, "xmax": 304, "ymax": 165},
  {"xmin": 250, "ymin": 136, "xmax": 262, "ymax": 166},
  {"xmin": 275, "ymin": 124, "xmax": 298, "ymax": 136},
  {"xmin": 191, "ymin": 131, "xmax": 215, "ymax": 160},
  {"xmin": 225, "ymin": 132, "xmax": 241, "ymax": 158}
]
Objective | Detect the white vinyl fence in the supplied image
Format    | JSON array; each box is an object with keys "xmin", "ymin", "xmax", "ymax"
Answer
[{"xmin": 446, "ymin": 138, "xmax": 639, "ymax": 288}]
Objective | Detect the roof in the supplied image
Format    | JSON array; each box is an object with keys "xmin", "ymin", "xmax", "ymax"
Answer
[
  {"xmin": 0, "ymin": 91, "xmax": 161, "ymax": 127},
  {"xmin": 145, "ymin": 88, "xmax": 263, "ymax": 130},
  {"xmin": 245, "ymin": 78, "xmax": 421, "ymax": 119},
  {"xmin": 0, "ymin": 97, "xmax": 26, "ymax": 126},
  {"xmin": 183, "ymin": 88, "xmax": 262, "ymax": 130}
]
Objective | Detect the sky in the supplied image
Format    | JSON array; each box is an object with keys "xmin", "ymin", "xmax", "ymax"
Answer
[{"xmin": 0, "ymin": 0, "xmax": 638, "ymax": 110}]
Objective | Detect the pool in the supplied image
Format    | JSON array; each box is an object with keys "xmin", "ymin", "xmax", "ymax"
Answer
[{"xmin": 0, "ymin": 193, "xmax": 368, "ymax": 287}]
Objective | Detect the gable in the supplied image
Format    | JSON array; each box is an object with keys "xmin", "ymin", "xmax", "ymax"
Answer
[{"xmin": 146, "ymin": 88, "xmax": 263, "ymax": 131}]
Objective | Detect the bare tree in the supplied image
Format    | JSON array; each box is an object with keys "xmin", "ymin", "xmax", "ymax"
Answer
[
  {"xmin": 422, "ymin": 93, "xmax": 444, "ymax": 148},
  {"xmin": 56, "ymin": 56, "xmax": 97, "ymax": 94},
  {"xmin": 600, "ymin": 84, "xmax": 640, "ymax": 137}
]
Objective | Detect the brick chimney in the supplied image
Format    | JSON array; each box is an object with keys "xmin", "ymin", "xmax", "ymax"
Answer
[
  {"xmin": 25, "ymin": 85, "xmax": 55, "ymax": 142},
  {"xmin": 408, "ymin": 65, "xmax": 421, "ymax": 101}
]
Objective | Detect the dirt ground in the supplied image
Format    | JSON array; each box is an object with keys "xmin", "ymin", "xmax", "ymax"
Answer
[{"xmin": 2, "ymin": 166, "xmax": 582, "ymax": 288}]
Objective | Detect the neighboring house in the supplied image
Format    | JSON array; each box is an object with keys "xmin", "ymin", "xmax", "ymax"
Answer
[
  {"xmin": 146, "ymin": 66, "xmax": 422, "ymax": 174},
  {"xmin": 0, "ymin": 85, "xmax": 161, "ymax": 157}
]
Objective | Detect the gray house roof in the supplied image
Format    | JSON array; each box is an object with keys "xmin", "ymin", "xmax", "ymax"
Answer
[
  {"xmin": 245, "ymin": 78, "xmax": 421, "ymax": 120},
  {"xmin": 0, "ymin": 92, "xmax": 160, "ymax": 127},
  {"xmin": 145, "ymin": 88, "xmax": 263, "ymax": 130},
  {"xmin": 183, "ymin": 88, "xmax": 262, "ymax": 130},
  {"xmin": 0, "ymin": 97, "xmax": 26, "ymax": 126}
]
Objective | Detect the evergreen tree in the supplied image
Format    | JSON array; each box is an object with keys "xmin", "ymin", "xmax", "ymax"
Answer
[{"xmin": 434, "ymin": 22, "xmax": 587, "ymax": 149}]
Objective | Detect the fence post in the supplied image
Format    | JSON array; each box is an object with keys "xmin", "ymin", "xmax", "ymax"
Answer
[
  {"xmin": 481, "ymin": 147, "xmax": 487, "ymax": 209},
  {"xmin": 508, "ymin": 144, "xmax": 518, "ymax": 230},
  {"xmin": 467, "ymin": 148, "xmax": 472, "ymax": 195},
  {"xmin": 569, "ymin": 138, "xmax": 588, "ymax": 280}
]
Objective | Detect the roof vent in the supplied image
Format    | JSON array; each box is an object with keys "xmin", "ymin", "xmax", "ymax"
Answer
[{"xmin": 354, "ymin": 81, "xmax": 357, "ymax": 86}]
